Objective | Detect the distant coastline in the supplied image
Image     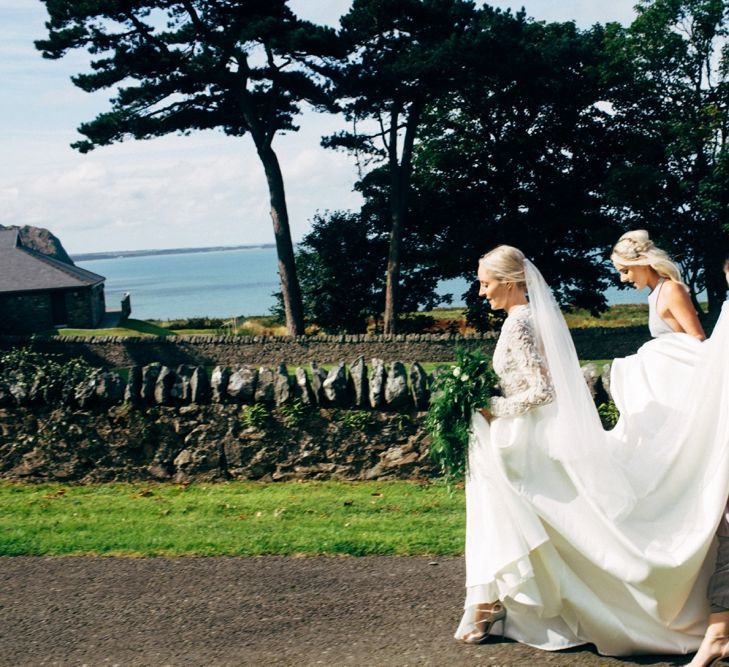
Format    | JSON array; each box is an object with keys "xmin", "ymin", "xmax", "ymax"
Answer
[{"xmin": 72, "ymin": 243, "xmax": 276, "ymax": 262}]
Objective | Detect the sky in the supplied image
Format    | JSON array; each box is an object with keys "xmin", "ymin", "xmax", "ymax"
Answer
[{"xmin": 1, "ymin": 0, "xmax": 638, "ymax": 254}]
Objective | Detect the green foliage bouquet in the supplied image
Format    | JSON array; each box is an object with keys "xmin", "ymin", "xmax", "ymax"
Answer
[{"xmin": 426, "ymin": 348, "xmax": 499, "ymax": 487}]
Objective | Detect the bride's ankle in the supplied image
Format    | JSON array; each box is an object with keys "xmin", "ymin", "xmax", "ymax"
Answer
[
  {"xmin": 690, "ymin": 636, "xmax": 729, "ymax": 666},
  {"xmin": 700, "ymin": 633, "xmax": 729, "ymax": 646},
  {"xmin": 473, "ymin": 602, "xmax": 504, "ymax": 622}
]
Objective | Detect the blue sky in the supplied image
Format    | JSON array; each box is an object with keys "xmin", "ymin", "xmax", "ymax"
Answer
[{"xmin": 1, "ymin": 0, "xmax": 637, "ymax": 254}]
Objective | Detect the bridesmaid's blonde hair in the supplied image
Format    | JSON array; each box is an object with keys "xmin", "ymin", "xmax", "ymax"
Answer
[
  {"xmin": 479, "ymin": 245, "xmax": 526, "ymax": 290},
  {"xmin": 611, "ymin": 230, "xmax": 686, "ymax": 286}
]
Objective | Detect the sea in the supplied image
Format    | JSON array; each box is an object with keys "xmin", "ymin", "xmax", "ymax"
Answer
[{"xmin": 76, "ymin": 245, "xmax": 647, "ymax": 322}]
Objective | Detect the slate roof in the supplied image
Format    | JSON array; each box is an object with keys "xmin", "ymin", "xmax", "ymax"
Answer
[{"xmin": 0, "ymin": 229, "xmax": 105, "ymax": 295}]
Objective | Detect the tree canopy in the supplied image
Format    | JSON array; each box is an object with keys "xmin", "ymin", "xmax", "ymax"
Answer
[
  {"xmin": 323, "ymin": 0, "xmax": 480, "ymax": 333},
  {"xmin": 37, "ymin": 0, "xmax": 729, "ymax": 330},
  {"xmin": 36, "ymin": 0, "xmax": 342, "ymax": 334},
  {"xmin": 600, "ymin": 0, "xmax": 729, "ymax": 312},
  {"xmin": 390, "ymin": 14, "xmax": 623, "ymax": 317}
]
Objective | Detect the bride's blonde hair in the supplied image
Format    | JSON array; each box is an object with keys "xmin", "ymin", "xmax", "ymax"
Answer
[
  {"xmin": 479, "ymin": 245, "xmax": 526, "ymax": 290},
  {"xmin": 611, "ymin": 230, "xmax": 686, "ymax": 286}
]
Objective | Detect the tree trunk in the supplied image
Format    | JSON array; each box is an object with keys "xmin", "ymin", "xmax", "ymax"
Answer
[
  {"xmin": 383, "ymin": 183, "xmax": 405, "ymax": 335},
  {"xmin": 256, "ymin": 144, "xmax": 305, "ymax": 336},
  {"xmin": 383, "ymin": 105, "xmax": 422, "ymax": 335},
  {"xmin": 704, "ymin": 239, "xmax": 728, "ymax": 315}
]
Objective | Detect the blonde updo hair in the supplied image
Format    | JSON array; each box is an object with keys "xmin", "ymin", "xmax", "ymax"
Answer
[
  {"xmin": 479, "ymin": 245, "xmax": 527, "ymax": 290},
  {"xmin": 611, "ymin": 230, "xmax": 686, "ymax": 286}
]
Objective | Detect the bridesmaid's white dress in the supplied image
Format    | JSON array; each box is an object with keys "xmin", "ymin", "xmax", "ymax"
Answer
[{"xmin": 455, "ymin": 291, "xmax": 729, "ymax": 656}]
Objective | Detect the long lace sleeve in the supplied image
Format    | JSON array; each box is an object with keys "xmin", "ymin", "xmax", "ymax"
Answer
[{"xmin": 490, "ymin": 309, "xmax": 555, "ymax": 419}]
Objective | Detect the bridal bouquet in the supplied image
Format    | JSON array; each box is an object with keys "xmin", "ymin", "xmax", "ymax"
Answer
[{"xmin": 426, "ymin": 348, "xmax": 499, "ymax": 487}]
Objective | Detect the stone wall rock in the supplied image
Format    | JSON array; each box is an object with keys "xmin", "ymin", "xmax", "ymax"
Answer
[
  {"xmin": 322, "ymin": 363, "xmax": 351, "ymax": 407},
  {"xmin": 385, "ymin": 362, "xmax": 410, "ymax": 410},
  {"xmin": 1, "ymin": 353, "xmax": 615, "ymax": 415},
  {"xmin": 409, "ymin": 362, "xmax": 429, "ymax": 411},
  {"xmin": 0, "ymin": 405, "xmax": 435, "ymax": 484},
  {"xmin": 350, "ymin": 356, "xmax": 369, "ymax": 409},
  {"xmin": 294, "ymin": 367, "xmax": 316, "ymax": 406},
  {"xmin": 369, "ymin": 358, "xmax": 386, "ymax": 409}
]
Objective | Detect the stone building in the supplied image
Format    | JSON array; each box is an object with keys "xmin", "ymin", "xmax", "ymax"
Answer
[{"xmin": 0, "ymin": 228, "xmax": 107, "ymax": 333}]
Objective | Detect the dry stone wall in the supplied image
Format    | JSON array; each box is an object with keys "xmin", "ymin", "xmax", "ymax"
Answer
[
  {"xmin": 0, "ymin": 356, "xmax": 613, "ymax": 484},
  {"xmin": 0, "ymin": 323, "xmax": 627, "ymax": 484},
  {"xmin": 0, "ymin": 405, "xmax": 435, "ymax": 484},
  {"xmin": 0, "ymin": 327, "xmax": 651, "ymax": 368}
]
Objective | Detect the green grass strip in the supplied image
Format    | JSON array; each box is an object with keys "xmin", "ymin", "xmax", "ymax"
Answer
[{"xmin": 0, "ymin": 481, "xmax": 465, "ymax": 558}]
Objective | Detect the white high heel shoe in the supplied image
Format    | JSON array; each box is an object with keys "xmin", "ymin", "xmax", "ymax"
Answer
[{"xmin": 461, "ymin": 602, "xmax": 506, "ymax": 645}]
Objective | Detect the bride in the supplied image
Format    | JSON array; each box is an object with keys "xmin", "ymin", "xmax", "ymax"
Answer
[{"xmin": 456, "ymin": 242, "xmax": 729, "ymax": 658}]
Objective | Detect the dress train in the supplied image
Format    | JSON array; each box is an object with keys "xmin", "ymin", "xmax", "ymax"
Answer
[{"xmin": 456, "ymin": 303, "xmax": 729, "ymax": 655}]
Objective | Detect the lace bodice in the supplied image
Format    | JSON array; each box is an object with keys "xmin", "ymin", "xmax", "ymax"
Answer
[{"xmin": 490, "ymin": 304, "xmax": 555, "ymax": 418}]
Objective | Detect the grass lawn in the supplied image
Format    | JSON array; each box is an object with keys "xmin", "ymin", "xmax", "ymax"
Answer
[
  {"xmin": 56, "ymin": 320, "xmax": 284, "ymax": 337},
  {"xmin": 562, "ymin": 304, "xmax": 649, "ymax": 329},
  {"xmin": 58, "ymin": 319, "xmax": 175, "ymax": 337},
  {"xmin": 0, "ymin": 480, "xmax": 464, "ymax": 558},
  {"xmin": 47, "ymin": 304, "xmax": 652, "ymax": 338}
]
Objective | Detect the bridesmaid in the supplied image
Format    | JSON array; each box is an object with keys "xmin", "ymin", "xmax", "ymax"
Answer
[
  {"xmin": 609, "ymin": 230, "xmax": 705, "ymax": 440},
  {"xmin": 610, "ymin": 229, "xmax": 705, "ymax": 341}
]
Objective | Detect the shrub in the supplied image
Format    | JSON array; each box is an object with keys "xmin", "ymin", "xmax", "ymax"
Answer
[
  {"xmin": 0, "ymin": 347, "xmax": 96, "ymax": 404},
  {"xmin": 277, "ymin": 399, "xmax": 309, "ymax": 428},
  {"xmin": 156, "ymin": 317, "xmax": 225, "ymax": 330},
  {"xmin": 397, "ymin": 314, "xmax": 435, "ymax": 333},
  {"xmin": 341, "ymin": 410, "xmax": 374, "ymax": 431},
  {"xmin": 598, "ymin": 401, "xmax": 620, "ymax": 429},
  {"xmin": 241, "ymin": 403, "xmax": 269, "ymax": 429}
]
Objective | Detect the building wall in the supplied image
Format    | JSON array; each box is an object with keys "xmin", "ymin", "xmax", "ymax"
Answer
[
  {"xmin": 64, "ymin": 284, "xmax": 104, "ymax": 328},
  {"xmin": 0, "ymin": 292, "xmax": 54, "ymax": 333},
  {"xmin": 66, "ymin": 289, "xmax": 90, "ymax": 328},
  {"xmin": 93, "ymin": 284, "xmax": 105, "ymax": 324},
  {"xmin": 61, "ymin": 283, "xmax": 105, "ymax": 329},
  {"xmin": 0, "ymin": 285, "xmax": 104, "ymax": 333}
]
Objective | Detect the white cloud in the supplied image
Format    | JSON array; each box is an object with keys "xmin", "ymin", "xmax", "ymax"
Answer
[
  {"xmin": 0, "ymin": 126, "xmax": 362, "ymax": 253},
  {"xmin": 488, "ymin": 0, "xmax": 636, "ymax": 26}
]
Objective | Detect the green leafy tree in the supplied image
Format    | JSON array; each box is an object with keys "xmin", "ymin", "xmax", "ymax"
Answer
[
  {"xmin": 409, "ymin": 17, "xmax": 621, "ymax": 324},
  {"xmin": 276, "ymin": 204, "xmax": 445, "ymax": 333},
  {"xmin": 36, "ymin": 0, "xmax": 341, "ymax": 335},
  {"xmin": 290, "ymin": 211, "xmax": 384, "ymax": 333},
  {"xmin": 323, "ymin": 0, "xmax": 480, "ymax": 333},
  {"xmin": 601, "ymin": 0, "xmax": 729, "ymax": 312}
]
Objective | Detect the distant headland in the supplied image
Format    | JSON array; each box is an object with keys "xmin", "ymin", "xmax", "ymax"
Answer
[{"xmin": 72, "ymin": 243, "xmax": 276, "ymax": 262}]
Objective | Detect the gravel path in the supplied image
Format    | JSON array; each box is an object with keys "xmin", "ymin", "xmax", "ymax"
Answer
[{"xmin": 0, "ymin": 556, "xmax": 691, "ymax": 667}]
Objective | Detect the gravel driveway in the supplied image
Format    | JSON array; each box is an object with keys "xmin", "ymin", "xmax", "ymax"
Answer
[{"xmin": 0, "ymin": 556, "xmax": 690, "ymax": 666}]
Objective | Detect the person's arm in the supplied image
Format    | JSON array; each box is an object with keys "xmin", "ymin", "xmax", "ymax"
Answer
[
  {"xmin": 662, "ymin": 280, "xmax": 706, "ymax": 341},
  {"xmin": 487, "ymin": 318, "xmax": 555, "ymax": 420}
]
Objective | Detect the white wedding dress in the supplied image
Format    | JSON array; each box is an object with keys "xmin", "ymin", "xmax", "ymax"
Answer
[{"xmin": 455, "ymin": 267, "xmax": 729, "ymax": 656}]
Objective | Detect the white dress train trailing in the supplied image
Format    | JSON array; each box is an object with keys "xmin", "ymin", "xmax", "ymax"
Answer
[{"xmin": 456, "ymin": 264, "xmax": 729, "ymax": 656}]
